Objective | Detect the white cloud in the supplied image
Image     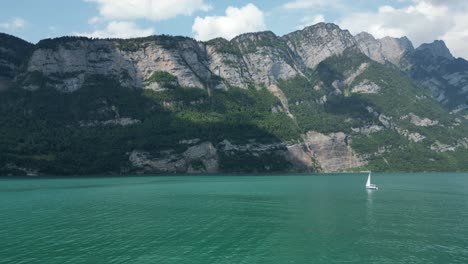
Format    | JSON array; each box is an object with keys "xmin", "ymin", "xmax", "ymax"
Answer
[
  {"xmin": 338, "ymin": 2, "xmax": 454, "ymax": 46},
  {"xmin": 441, "ymin": 13, "xmax": 468, "ymax": 59},
  {"xmin": 296, "ymin": 14, "xmax": 325, "ymax": 30},
  {"xmin": 88, "ymin": 16, "xmax": 101, "ymax": 25},
  {"xmin": 85, "ymin": 0, "xmax": 211, "ymax": 21},
  {"xmin": 0, "ymin": 17, "xmax": 26, "ymax": 29},
  {"xmin": 282, "ymin": 0, "xmax": 343, "ymax": 10},
  {"xmin": 192, "ymin": 3, "xmax": 266, "ymax": 41},
  {"xmin": 75, "ymin": 21, "xmax": 155, "ymax": 39},
  {"xmin": 422, "ymin": 0, "xmax": 467, "ymax": 6}
]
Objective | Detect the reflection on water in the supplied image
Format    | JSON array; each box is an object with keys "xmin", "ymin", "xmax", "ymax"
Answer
[
  {"xmin": 366, "ymin": 189, "xmax": 374, "ymax": 226},
  {"xmin": 366, "ymin": 189, "xmax": 374, "ymax": 206}
]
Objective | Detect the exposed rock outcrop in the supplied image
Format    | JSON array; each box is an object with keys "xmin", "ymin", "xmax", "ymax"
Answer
[
  {"xmin": 401, "ymin": 113, "xmax": 439, "ymax": 127},
  {"xmin": 395, "ymin": 127, "xmax": 426, "ymax": 142},
  {"xmin": 129, "ymin": 142, "xmax": 218, "ymax": 174},
  {"xmin": 283, "ymin": 23, "xmax": 358, "ymax": 68},
  {"xmin": 355, "ymin": 32, "xmax": 414, "ymax": 65},
  {"xmin": 128, "ymin": 140, "xmax": 321, "ymax": 174},
  {"xmin": 430, "ymin": 138, "xmax": 468, "ymax": 152},
  {"xmin": 355, "ymin": 35, "xmax": 467, "ymax": 110},
  {"xmin": 303, "ymin": 131, "xmax": 366, "ymax": 172},
  {"xmin": 79, "ymin": 117, "xmax": 141, "ymax": 127},
  {"xmin": 351, "ymin": 79, "xmax": 381, "ymax": 94},
  {"xmin": 351, "ymin": 125, "xmax": 384, "ymax": 135},
  {"xmin": 416, "ymin": 40, "xmax": 454, "ymax": 60}
]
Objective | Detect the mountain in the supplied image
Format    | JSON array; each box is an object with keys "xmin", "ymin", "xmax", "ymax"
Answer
[
  {"xmin": 355, "ymin": 32, "xmax": 414, "ymax": 65},
  {"xmin": 355, "ymin": 34, "xmax": 468, "ymax": 112},
  {"xmin": 0, "ymin": 23, "xmax": 467, "ymax": 176},
  {"xmin": 0, "ymin": 33, "xmax": 34, "ymax": 90}
]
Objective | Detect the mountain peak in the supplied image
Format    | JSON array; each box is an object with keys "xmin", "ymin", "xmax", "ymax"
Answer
[
  {"xmin": 355, "ymin": 33, "xmax": 414, "ymax": 65},
  {"xmin": 305, "ymin": 22, "xmax": 340, "ymax": 29},
  {"xmin": 282, "ymin": 23, "xmax": 357, "ymax": 68},
  {"xmin": 416, "ymin": 40, "xmax": 454, "ymax": 60},
  {"xmin": 300, "ymin": 22, "xmax": 351, "ymax": 36},
  {"xmin": 232, "ymin": 30, "xmax": 277, "ymax": 42},
  {"xmin": 355, "ymin": 32, "xmax": 376, "ymax": 41}
]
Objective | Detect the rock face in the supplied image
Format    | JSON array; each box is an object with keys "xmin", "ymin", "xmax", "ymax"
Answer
[
  {"xmin": 232, "ymin": 31, "xmax": 306, "ymax": 85},
  {"xmin": 17, "ymin": 23, "xmax": 467, "ymax": 112},
  {"xmin": 404, "ymin": 41, "xmax": 468, "ymax": 108},
  {"xmin": 24, "ymin": 32, "xmax": 308, "ymax": 93},
  {"xmin": 129, "ymin": 140, "xmax": 320, "ymax": 173},
  {"xmin": 355, "ymin": 34, "xmax": 467, "ymax": 110},
  {"xmin": 303, "ymin": 131, "xmax": 366, "ymax": 172},
  {"xmin": 283, "ymin": 23, "xmax": 358, "ymax": 68},
  {"xmin": 351, "ymin": 80, "xmax": 380, "ymax": 94},
  {"xmin": 1, "ymin": 23, "xmax": 467, "ymax": 175},
  {"xmin": 205, "ymin": 38, "xmax": 250, "ymax": 89},
  {"xmin": 401, "ymin": 113, "xmax": 439, "ymax": 127},
  {"xmin": 129, "ymin": 142, "xmax": 219, "ymax": 174},
  {"xmin": 355, "ymin": 32, "xmax": 414, "ymax": 65},
  {"xmin": 26, "ymin": 37, "xmax": 222, "ymax": 92},
  {"xmin": 416, "ymin": 40, "xmax": 454, "ymax": 60}
]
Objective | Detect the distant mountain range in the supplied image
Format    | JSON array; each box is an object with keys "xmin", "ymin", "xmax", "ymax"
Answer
[{"xmin": 0, "ymin": 22, "xmax": 467, "ymax": 176}]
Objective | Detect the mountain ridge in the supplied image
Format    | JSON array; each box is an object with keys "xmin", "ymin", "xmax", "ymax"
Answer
[{"xmin": 0, "ymin": 23, "xmax": 467, "ymax": 176}]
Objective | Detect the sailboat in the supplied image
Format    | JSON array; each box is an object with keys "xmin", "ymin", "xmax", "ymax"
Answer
[{"xmin": 365, "ymin": 171, "xmax": 378, "ymax": 190}]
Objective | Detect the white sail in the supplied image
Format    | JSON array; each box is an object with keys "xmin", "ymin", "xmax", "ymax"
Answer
[{"xmin": 366, "ymin": 172, "xmax": 371, "ymax": 187}]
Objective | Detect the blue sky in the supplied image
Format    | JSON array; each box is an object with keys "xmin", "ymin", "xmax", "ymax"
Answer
[{"xmin": 1, "ymin": 0, "xmax": 468, "ymax": 57}]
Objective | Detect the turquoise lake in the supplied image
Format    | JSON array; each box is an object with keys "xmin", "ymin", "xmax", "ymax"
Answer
[{"xmin": 1, "ymin": 173, "xmax": 468, "ymax": 264}]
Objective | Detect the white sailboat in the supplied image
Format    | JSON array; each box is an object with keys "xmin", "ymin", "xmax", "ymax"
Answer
[{"xmin": 365, "ymin": 171, "xmax": 378, "ymax": 190}]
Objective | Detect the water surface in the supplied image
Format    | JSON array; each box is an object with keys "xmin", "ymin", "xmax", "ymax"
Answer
[{"xmin": 1, "ymin": 173, "xmax": 468, "ymax": 263}]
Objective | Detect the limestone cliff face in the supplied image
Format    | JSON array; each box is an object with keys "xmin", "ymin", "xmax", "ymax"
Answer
[
  {"xmin": 355, "ymin": 34, "xmax": 467, "ymax": 110},
  {"xmin": 2, "ymin": 23, "xmax": 466, "ymax": 174},
  {"xmin": 23, "ymin": 31, "xmax": 310, "ymax": 93},
  {"xmin": 14, "ymin": 23, "xmax": 467, "ymax": 111},
  {"xmin": 129, "ymin": 142, "xmax": 219, "ymax": 174},
  {"xmin": 26, "ymin": 37, "xmax": 222, "ymax": 92},
  {"xmin": 232, "ymin": 31, "xmax": 306, "ymax": 86},
  {"xmin": 129, "ymin": 140, "xmax": 319, "ymax": 174},
  {"xmin": 416, "ymin": 40, "xmax": 454, "ymax": 60},
  {"xmin": 303, "ymin": 131, "xmax": 366, "ymax": 172},
  {"xmin": 355, "ymin": 32, "xmax": 414, "ymax": 65},
  {"xmin": 283, "ymin": 23, "xmax": 357, "ymax": 68},
  {"xmin": 205, "ymin": 38, "xmax": 251, "ymax": 89},
  {"xmin": 405, "ymin": 41, "xmax": 468, "ymax": 108}
]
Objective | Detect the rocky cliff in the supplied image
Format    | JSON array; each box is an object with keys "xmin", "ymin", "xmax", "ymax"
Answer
[
  {"xmin": 355, "ymin": 34, "xmax": 468, "ymax": 112},
  {"xmin": 355, "ymin": 32, "xmax": 414, "ymax": 65},
  {"xmin": 0, "ymin": 23, "xmax": 467, "ymax": 176}
]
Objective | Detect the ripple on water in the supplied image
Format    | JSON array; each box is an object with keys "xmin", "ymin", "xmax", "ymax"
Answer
[{"xmin": 1, "ymin": 173, "xmax": 468, "ymax": 264}]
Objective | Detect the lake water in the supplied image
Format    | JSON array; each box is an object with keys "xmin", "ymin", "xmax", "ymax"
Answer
[{"xmin": 1, "ymin": 173, "xmax": 468, "ymax": 264}]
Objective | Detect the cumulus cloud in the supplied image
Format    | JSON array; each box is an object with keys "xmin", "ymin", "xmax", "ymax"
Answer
[
  {"xmin": 422, "ymin": 0, "xmax": 467, "ymax": 6},
  {"xmin": 0, "ymin": 17, "xmax": 26, "ymax": 29},
  {"xmin": 296, "ymin": 14, "xmax": 325, "ymax": 30},
  {"xmin": 339, "ymin": 2, "xmax": 453, "ymax": 45},
  {"xmin": 336, "ymin": 0, "xmax": 468, "ymax": 58},
  {"xmin": 75, "ymin": 21, "xmax": 154, "ymax": 39},
  {"xmin": 192, "ymin": 3, "xmax": 266, "ymax": 41},
  {"xmin": 441, "ymin": 13, "xmax": 468, "ymax": 58},
  {"xmin": 85, "ymin": 0, "xmax": 211, "ymax": 21},
  {"xmin": 88, "ymin": 16, "xmax": 101, "ymax": 25},
  {"xmin": 282, "ymin": 0, "xmax": 342, "ymax": 9}
]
